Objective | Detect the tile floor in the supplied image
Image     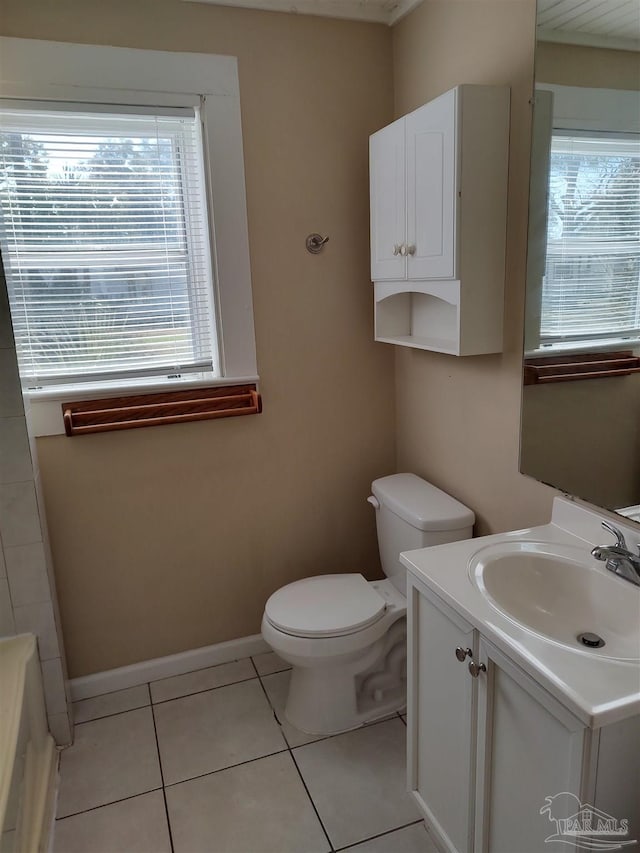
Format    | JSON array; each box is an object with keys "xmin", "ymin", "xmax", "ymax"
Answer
[{"xmin": 53, "ymin": 652, "xmax": 438, "ymax": 853}]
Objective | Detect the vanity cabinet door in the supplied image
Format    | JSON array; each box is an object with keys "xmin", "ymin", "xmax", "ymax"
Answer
[
  {"xmin": 407, "ymin": 579, "xmax": 476, "ymax": 853},
  {"xmin": 473, "ymin": 639, "xmax": 586, "ymax": 853},
  {"xmin": 369, "ymin": 116, "xmax": 406, "ymax": 282}
]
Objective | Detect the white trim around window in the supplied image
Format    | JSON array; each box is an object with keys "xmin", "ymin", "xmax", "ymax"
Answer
[{"xmin": 0, "ymin": 37, "xmax": 257, "ymax": 436}]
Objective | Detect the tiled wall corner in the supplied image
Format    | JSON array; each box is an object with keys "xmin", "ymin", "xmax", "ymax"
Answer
[
  {"xmin": 41, "ymin": 657, "xmax": 69, "ymax": 717},
  {"xmin": 0, "ymin": 575, "xmax": 16, "ymax": 636},
  {"xmin": 0, "ymin": 416, "xmax": 33, "ymax": 483},
  {"xmin": 13, "ymin": 600, "xmax": 60, "ymax": 661},
  {"xmin": 0, "ymin": 258, "xmax": 73, "ymax": 746},
  {"xmin": 34, "ymin": 470, "xmax": 72, "ymax": 713},
  {"xmin": 0, "ymin": 347, "xmax": 24, "ymax": 417},
  {"xmin": 47, "ymin": 711, "xmax": 73, "ymax": 747},
  {"xmin": 0, "ymin": 267, "xmax": 14, "ymax": 349},
  {"xmin": 0, "ymin": 480, "xmax": 42, "ymax": 548},
  {"xmin": 5, "ymin": 542, "xmax": 51, "ymax": 607}
]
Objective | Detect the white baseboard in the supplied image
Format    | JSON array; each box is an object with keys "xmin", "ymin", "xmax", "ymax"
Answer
[{"xmin": 69, "ymin": 634, "xmax": 270, "ymax": 701}]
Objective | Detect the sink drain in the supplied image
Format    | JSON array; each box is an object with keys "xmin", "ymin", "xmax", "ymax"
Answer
[{"xmin": 577, "ymin": 632, "xmax": 605, "ymax": 649}]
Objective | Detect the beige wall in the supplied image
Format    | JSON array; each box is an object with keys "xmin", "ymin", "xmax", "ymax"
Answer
[
  {"xmin": 0, "ymin": 0, "xmax": 396, "ymax": 676},
  {"xmin": 521, "ymin": 377, "xmax": 640, "ymax": 510},
  {"xmin": 391, "ymin": 0, "xmax": 556, "ymax": 536},
  {"xmin": 536, "ymin": 41, "xmax": 640, "ymax": 89}
]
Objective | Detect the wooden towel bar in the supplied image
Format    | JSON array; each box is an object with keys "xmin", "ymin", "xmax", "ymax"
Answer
[
  {"xmin": 62, "ymin": 384, "xmax": 261, "ymax": 436},
  {"xmin": 523, "ymin": 351, "xmax": 640, "ymax": 385}
]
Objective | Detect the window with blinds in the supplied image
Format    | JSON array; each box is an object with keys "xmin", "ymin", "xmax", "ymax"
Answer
[
  {"xmin": 0, "ymin": 105, "xmax": 218, "ymax": 388},
  {"xmin": 540, "ymin": 132, "xmax": 640, "ymax": 351}
]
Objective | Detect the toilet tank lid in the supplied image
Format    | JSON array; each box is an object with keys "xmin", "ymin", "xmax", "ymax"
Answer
[{"xmin": 371, "ymin": 473, "xmax": 475, "ymax": 532}]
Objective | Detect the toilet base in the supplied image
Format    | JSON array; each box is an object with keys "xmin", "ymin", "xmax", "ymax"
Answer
[{"xmin": 284, "ymin": 617, "xmax": 407, "ymax": 735}]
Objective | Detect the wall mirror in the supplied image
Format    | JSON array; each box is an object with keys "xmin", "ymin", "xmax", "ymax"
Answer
[{"xmin": 520, "ymin": 0, "xmax": 640, "ymax": 517}]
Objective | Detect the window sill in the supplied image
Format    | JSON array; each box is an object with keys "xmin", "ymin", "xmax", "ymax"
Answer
[
  {"xmin": 26, "ymin": 375, "xmax": 260, "ymax": 437},
  {"xmin": 525, "ymin": 337, "xmax": 640, "ymax": 359}
]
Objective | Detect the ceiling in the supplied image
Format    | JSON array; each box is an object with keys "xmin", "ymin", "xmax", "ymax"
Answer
[
  {"xmin": 537, "ymin": 0, "xmax": 640, "ymax": 51},
  {"xmin": 181, "ymin": 0, "xmax": 640, "ymax": 46},
  {"xmin": 181, "ymin": 0, "xmax": 423, "ymax": 25}
]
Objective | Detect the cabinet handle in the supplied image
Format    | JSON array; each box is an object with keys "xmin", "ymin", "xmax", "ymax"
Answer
[
  {"xmin": 406, "ymin": 244, "xmax": 416, "ymax": 256},
  {"xmin": 393, "ymin": 244, "xmax": 401, "ymax": 256},
  {"xmin": 468, "ymin": 660, "xmax": 487, "ymax": 678},
  {"xmin": 455, "ymin": 646, "xmax": 473, "ymax": 662}
]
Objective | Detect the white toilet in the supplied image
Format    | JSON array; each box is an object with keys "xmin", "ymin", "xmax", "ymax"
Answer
[{"xmin": 261, "ymin": 473, "xmax": 474, "ymax": 735}]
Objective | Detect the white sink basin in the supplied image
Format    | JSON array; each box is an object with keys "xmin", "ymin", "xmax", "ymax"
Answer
[{"xmin": 469, "ymin": 541, "xmax": 640, "ymax": 661}]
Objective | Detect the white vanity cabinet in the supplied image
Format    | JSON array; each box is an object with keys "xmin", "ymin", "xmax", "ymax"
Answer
[
  {"xmin": 369, "ymin": 85, "xmax": 510, "ymax": 355},
  {"xmin": 472, "ymin": 639, "xmax": 587, "ymax": 852},
  {"xmin": 409, "ymin": 584, "xmax": 477, "ymax": 853},
  {"xmin": 407, "ymin": 574, "xmax": 640, "ymax": 853}
]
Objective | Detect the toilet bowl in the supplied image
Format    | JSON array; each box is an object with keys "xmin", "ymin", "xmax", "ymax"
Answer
[
  {"xmin": 261, "ymin": 474, "xmax": 474, "ymax": 735},
  {"xmin": 262, "ymin": 575, "xmax": 407, "ymax": 735}
]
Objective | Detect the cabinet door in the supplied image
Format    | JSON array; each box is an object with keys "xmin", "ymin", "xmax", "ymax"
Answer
[
  {"xmin": 407, "ymin": 581, "xmax": 476, "ymax": 853},
  {"xmin": 594, "ymin": 716, "xmax": 640, "ymax": 844},
  {"xmin": 370, "ymin": 117, "xmax": 406, "ymax": 281},
  {"xmin": 474, "ymin": 640, "xmax": 586, "ymax": 853},
  {"xmin": 405, "ymin": 90, "xmax": 457, "ymax": 280}
]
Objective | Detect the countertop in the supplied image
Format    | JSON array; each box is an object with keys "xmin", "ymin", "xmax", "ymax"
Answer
[{"xmin": 400, "ymin": 497, "xmax": 640, "ymax": 728}]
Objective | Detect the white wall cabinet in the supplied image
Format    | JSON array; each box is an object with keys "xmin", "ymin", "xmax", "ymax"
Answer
[
  {"xmin": 370, "ymin": 119, "xmax": 406, "ymax": 281},
  {"xmin": 369, "ymin": 85, "xmax": 509, "ymax": 355},
  {"xmin": 407, "ymin": 575, "xmax": 640, "ymax": 853}
]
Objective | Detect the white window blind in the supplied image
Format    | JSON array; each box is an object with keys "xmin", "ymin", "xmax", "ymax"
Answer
[
  {"xmin": 0, "ymin": 104, "xmax": 218, "ymax": 388},
  {"xmin": 540, "ymin": 132, "xmax": 640, "ymax": 351}
]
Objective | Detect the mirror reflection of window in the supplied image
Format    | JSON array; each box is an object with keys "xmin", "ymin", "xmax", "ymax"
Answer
[{"xmin": 542, "ymin": 132, "xmax": 640, "ymax": 351}]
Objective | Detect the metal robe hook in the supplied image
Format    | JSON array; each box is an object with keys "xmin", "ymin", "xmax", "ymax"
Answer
[{"xmin": 306, "ymin": 233, "xmax": 329, "ymax": 254}]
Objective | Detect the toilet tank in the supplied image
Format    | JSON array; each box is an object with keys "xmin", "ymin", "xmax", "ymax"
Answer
[{"xmin": 370, "ymin": 473, "xmax": 474, "ymax": 594}]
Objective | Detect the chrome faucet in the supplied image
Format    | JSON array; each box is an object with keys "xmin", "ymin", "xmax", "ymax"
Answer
[{"xmin": 591, "ymin": 521, "xmax": 640, "ymax": 587}]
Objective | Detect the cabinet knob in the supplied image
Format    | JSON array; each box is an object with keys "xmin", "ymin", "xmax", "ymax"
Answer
[
  {"xmin": 406, "ymin": 244, "xmax": 416, "ymax": 256},
  {"xmin": 468, "ymin": 660, "xmax": 487, "ymax": 678},
  {"xmin": 399, "ymin": 243, "xmax": 408, "ymax": 256},
  {"xmin": 455, "ymin": 646, "xmax": 472, "ymax": 662},
  {"xmin": 393, "ymin": 244, "xmax": 401, "ymax": 256}
]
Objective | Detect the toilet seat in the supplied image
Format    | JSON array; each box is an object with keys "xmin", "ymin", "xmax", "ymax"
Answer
[{"xmin": 264, "ymin": 573, "xmax": 386, "ymax": 639}]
